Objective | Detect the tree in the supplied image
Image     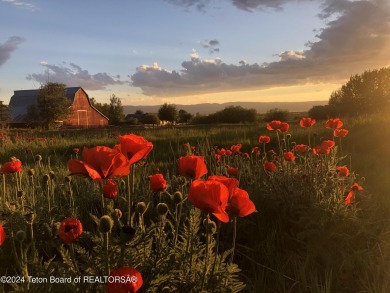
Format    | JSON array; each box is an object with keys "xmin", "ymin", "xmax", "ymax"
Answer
[
  {"xmin": 328, "ymin": 67, "xmax": 390, "ymax": 116},
  {"xmin": 108, "ymin": 94, "xmax": 124, "ymax": 125},
  {"xmin": 0, "ymin": 101, "xmax": 11, "ymax": 127},
  {"xmin": 308, "ymin": 105, "xmax": 338, "ymax": 121},
  {"xmin": 178, "ymin": 109, "xmax": 193, "ymax": 123},
  {"xmin": 263, "ymin": 108, "xmax": 289, "ymax": 122},
  {"xmin": 158, "ymin": 103, "xmax": 178, "ymax": 123},
  {"xmin": 142, "ymin": 113, "xmax": 160, "ymax": 125},
  {"xmin": 35, "ymin": 82, "xmax": 72, "ymax": 129},
  {"xmin": 90, "ymin": 97, "xmax": 110, "ymax": 118}
]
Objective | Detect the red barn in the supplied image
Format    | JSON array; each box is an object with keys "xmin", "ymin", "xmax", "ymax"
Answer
[{"xmin": 9, "ymin": 87, "xmax": 109, "ymax": 127}]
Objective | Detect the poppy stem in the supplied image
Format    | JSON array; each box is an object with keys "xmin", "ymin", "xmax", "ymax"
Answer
[
  {"xmin": 201, "ymin": 214, "xmax": 210, "ymax": 291},
  {"xmin": 210, "ymin": 221, "xmax": 221, "ymax": 288},
  {"xmin": 230, "ymin": 216, "xmax": 237, "ymax": 265},
  {"xmin": 103, "ymin": 232, "xmax": 110, "ymax": 276},
  {"xmin": 2, "ymin": 174, "xmax": 6, "ymax": 203},
  {"xmin": 126, "ymin": 174, "xmax": 131, "ymax": 226},
  {"xmin": 70, "ymin": 243, "xmax": 80, "ymax": 274}
]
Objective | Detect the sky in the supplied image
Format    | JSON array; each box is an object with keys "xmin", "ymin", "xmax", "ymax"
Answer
[{"xmin": 0, "ymin": 0, "xmax": 389, "ymax": 106}]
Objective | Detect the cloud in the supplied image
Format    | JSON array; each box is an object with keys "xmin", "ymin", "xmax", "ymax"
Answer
[
  {"xmin": 26, "ymin": 62, "xmax": 126, "ymax": 90},
  {"xmin": 201, "ymin": 39, "xmax": 220, "ymax": 54},
  {"xmin": 2, "ymin": 0, "xmax": 36, "ymax": 11},
  {"xmin": 131, "ymin": 0, "xmax": 390, "ymax": 96},
  {"xmin": 0, "ymin": 36, "xmax": 24, "ymax": 67},
  {"xmin": 163, "ymin": 0, "xmax": 211, "ymax": 11}
]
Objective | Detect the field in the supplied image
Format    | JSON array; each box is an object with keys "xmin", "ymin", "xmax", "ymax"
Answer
[{"xmin": 0, "ymin": 113, "xmax": 389, "ymax": 293}]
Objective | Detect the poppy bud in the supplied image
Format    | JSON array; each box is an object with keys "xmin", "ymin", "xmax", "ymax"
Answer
[
  {"xmin": 15, "ymin": 230, "xmax": 27, "ymax": 243},
  {"xmin": 173, "ymin": 191, "xmax": 183, "ymax": 204},
  {"xmin": 115, "ymin": 209, "xmax": 122, "ymax": 219},
  {"xmin": 43, "ymin": 174, "xmax": 50, "ymax": 182},
  {"xmin": 35, "ymin": 154, "xmax": 42, "ymax": 161},
  {"xmin": 99, "ymin": 215, "xmax": 114, "ymax": 233},
  {"xmin": 27, "ymin": 169, "xmax": 35, "ymax": 176},
  {"xmin": 17, "ymin": 190, "xmax": 25, "ymax": 198},
  {"xmin": 49, "ymin": 171, "xmax": 55, "ymax": 180},
  {"xmin": 120, "ymin": 179, "xmax": 126, "ymax": 189},
  {"xmin": 156, "ymin": 203, "xmax": 169, "ymax": 217},
  {"xmin": 286, "ymin": 134, "xmax": 291, "ymax": 139},
  {"xmin": 65, "ymin": 176, "xmax": 72, "ymax": 183},
  {"xmin": 136, "ymin": 202, "xmax": 147, "ymax": 214}
]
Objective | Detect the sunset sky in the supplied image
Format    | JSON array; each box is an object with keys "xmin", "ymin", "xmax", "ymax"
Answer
[{"xmin": 1, "ymin": 0, "xmax": 389, "ymax": 106}]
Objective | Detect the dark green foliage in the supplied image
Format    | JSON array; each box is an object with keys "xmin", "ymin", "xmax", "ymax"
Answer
[
  {"xmin": 0, "ymin": 101, "xmax": 11, "ymax": 125},
  {"xmin": 178, "ymin": 109, "xmax": 193, "ymax": 123},
  {"xmin": 142, "ymin": 113, "xmax": 160, "ymax": 125},
  {"xmin": 34, "ymin": 82, "xmax": 72, "ymax": 129},
  {"xmin": 263, "ymin": 108, "xmax": 289, "ymax": 122},
  {"xmin": 192, "ymin": 106, "xmax": 257, "ymax": 124},
  {"xmin": 308, "ymin": 105, "xmax": 339, "ymax": 120},
  {"xmin": 329, "ymin": 67, "xmax": 390, "ymax": 116},
  {"xmin": 158, "ymin": 103, "xmax": 178, "ymax": 123},
  {"xmin": 107, "ymin": 94, "xmax": 124, "ymax": 125}
]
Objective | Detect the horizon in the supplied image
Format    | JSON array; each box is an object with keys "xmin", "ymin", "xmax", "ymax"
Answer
[{"xmin": 1, "ymin": 0, "xmax": 389, "ymax": 106}]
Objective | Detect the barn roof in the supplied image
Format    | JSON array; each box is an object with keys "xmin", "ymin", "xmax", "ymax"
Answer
[{"xmin": 9, "ymin": 87, "xmax": 108, "ymax": 123}]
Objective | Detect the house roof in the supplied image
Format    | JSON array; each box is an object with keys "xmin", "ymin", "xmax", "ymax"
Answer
[{"xmin": 9, "ymin": 87, "xmax": 108, "ymax": 123}]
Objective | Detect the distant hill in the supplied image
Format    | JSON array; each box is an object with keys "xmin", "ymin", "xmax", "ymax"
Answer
[{"xmin": 123, "ymin": 101, "xmax": 327, "ymax": 115}]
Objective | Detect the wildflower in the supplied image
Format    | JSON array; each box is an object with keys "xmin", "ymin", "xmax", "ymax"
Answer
[
  {"xmin": 251, "ymin": 146, "xmax": 260, "ymax": 155},
  {"xmin": 225, "ymin": 150, "xmax": 233, "ymax": 156},
  {"xmin": 321, "ymin": 140, "xmax": 335, "ymax": 149},
  {"xmin": 263, "ymin": 161, "xmax": 277, "ymax": 172},
  {"xmin": 217, "ymin": 148, "xmax": 226, "ymax": 155},
  {"xmin": 280, "ymin": 122, "xmax": 290, "ymax": 132},
  {"xmin": 68, "ymin": 146, "xmax": 131, "ymax": 182},
  {"xmin": 300, "ymin": 117, "xmax": 316, "ymax": 127},
  {"xmin": 230, "ymin": 144, "xmax": 242, "ymax": 153},
  {"xmin": 178, "ymin": 155, "xmax": 208, "ymax": 179},
  {"xmin": 336, "ymin": 165, "xmax": 350, "ymax": 177},
  {"xmin": 227, "ymin": 167, "xmax": 239, "ymax": 177},
  {"xmin": 334, "ymin": 129, "xmax": 349, "ymax": 138},
  {"xmin": 115, "ymin": 134, "xmax": 153, "ymax": 165},
  {"xmin": 351, "ymin": 183, "xmax": 363, "ymax": 191},
  {"xmin": 226, "ymin": 188, "xmax": 256, "ymax": 217},
  {"xmin": 149, "ymin": 174, "xmax": 167, "ymax": 192},
  {"xmin": 258, "ymin": 136, "xmax": 271, "ymax": 143},
  {"xmin": 345, "ymin": 191, "xmax": 355, "ymax": 205},
  {"xmin": 0, "ymin": 224, "xmax": 5, "ymax": 246},
  {"xmin": 73, "ymin": 148, "xmax": 79, "ymax": 154},
  {"xmin": 1, "ymin": 158, "xmax": 22, "ymax": 174},
  {"xmin": 215, "ymin": 154, "xmax": 221, "ymax": 163},
  {"xmin": 58, "ymin": 218, "xmax": 83, "ymax": 244},
  {"xmin": 283, "ymin": 152, "xmax": 295, "ymax": 161},
  {"xmin": 266, "ymin": 120, "xmax": 282, "ymax": 130},
  {"xmin": 242, "ymin": 152, "xmax": 250, "ymax": 159},
  {"xmin": 325, "ymin": 118, "xmax": 343, "ymax": 129},
  {"xmin": 102, "ymin": 179, "xmax": 118, "ymax": 199},
  {"xmin": 294, "ymin": 144, "xmax": 308, "ymax": 153},
  {"xmin": 208, "ymin": 175, "xmax": 239, "ymax": 195},
  {"xmin": 188, "ymin": 180, "xmax": 229, "ymax": 223},
  {"xmin": 106, "ymin": 267, "xmax": 143, "ymax": 293}
]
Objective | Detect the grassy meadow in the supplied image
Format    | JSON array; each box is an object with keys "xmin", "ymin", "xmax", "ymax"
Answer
[{"xmin": 0, "ymin": 113, "xmax": 389, "ymax": 292}]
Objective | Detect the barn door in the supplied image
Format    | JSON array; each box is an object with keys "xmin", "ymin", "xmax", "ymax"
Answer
[{"xmin": 77, "ymin": 110, "xmax": 88, "ymax": 128}]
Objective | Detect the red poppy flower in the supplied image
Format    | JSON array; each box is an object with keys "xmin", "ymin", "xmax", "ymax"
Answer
[
  {"xmin": 268, "ymin": 149, "xmax": 276, "ymax": 155},
  {"xmin": 149, "ymin": 174, "xmax": 167, "ymax": 192},
  {"xmin": 102, "ymin": 179, "xmax": 118, "ymax": 199},
  {"xmin": 251, "ymin": 146, "xmax": 260, "ymax": 155},
  {"xmin": 273, "ymin": 155, "xmax": 279, "ymax": 161},
  {"xmin": 345, "ymin": 191, "xmax": 355, "ymax": 205},
  {"xmin": 73, "ymin": 148, "xmax": 80, "ymax": 154},
  {"xmin": 217, "ymin": 148, "xmax": 226, "ymax": 155},
  {"xmin": 115, "ymin": 134, "xmax": 153, "ymax": 165},
  {"xmin": 0, "ymin": 224, "xmax": 5, "ymax": 246},
  {"xmin": 263, "ymin": 161, "xmax": 277, "ymax": 172},
  {"xmin": 230, "ymin": 144, "xmax": 242, "ymax": 153},
  {"xmin": 242, "ymin": 152, "xmax": 249, "ymax": 159},
  {"xmin": 294, "ymin": 144, "xmax": 308, "ymax": 153},
  {"xmin": 321, "ymin": 140, "xmax": 335, "ymax": 149},
  {"xmin": 280, "ymin": 122, "xmax": 290, "ymax": 132},
  {"xmin": 215, "ymin": 154, "xmax": 221, "ymax": 163},
  {"xmin": 266, "ymin": 120, "xmax": 282, "ymax": 130},
  {"xmin": 325, "ymin": 118, "xmax": 343, "ymax": 129},
  {"xmin": 227, "ymin": 167, "xmax": 239, "ymax": 177},
  {"xmin": 188, "ymin": 180, "xmax": 229, "ymax": 223},
  {"xmin": 207, "ymin": 175, "xmax": 239, "ymax": 196},
  {"xmin": 1, "ymin": 159, "xmax": 22, "ymax": 175},
  {"xmin": 283, "ymin": 151, "xmax": 295, "ymax": 161},
  {"xmin": 351, "ymin": 183, "xmax": 363, "ymax": 191},
  {"xmin": 178, "ymin": 155, "xmax": 208, "ymax": 179},
  {"xmin": 334, "ymin": 129, "xmax": 349, "ymax": 138},
  {"xmin": 58, "ymin": 218, "xmax": 83, "ymax": 244},
  {"xmin": 68, "ymin": 146, "xmax": 131, "ymax": 182},
  {"xmin": 336, "ymin": 165, "xmax": 350, "ymax": 177},
  {"xmin": 300, "ymin": 117, "xmax": 316, "ymax": 128},
  {"xmin": 225, "ymin": 150, "xmax": 233, "ymax": 156},
  {"xmin": 226, "ymin": 188, "xmax": 256, "ymax": 217},
  {"xmin": 258, "ymin": 136, "xmax": 271, "ymax": 143},
  {"xmin": 106, "ymin": 267, "xmax": 143, "ymax": 293}
]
